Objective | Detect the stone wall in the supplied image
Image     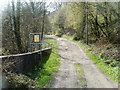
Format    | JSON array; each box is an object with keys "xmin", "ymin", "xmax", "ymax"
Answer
[
  {"xmin": 1, "ymin": 48, "xmax": 52, "ymax": 73},
  {"xmin": 0, "ymin": 48, "xmax": 52, "ymax": 89}
]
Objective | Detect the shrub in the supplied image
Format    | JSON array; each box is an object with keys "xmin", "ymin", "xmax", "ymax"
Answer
[
  {"xmin": 7, "ymin": 73, "xmax": 38, "ymax": 88},
  {"xmin": 109, "ymin": 61, "xmax": 119, "ymax": 67},
  {"xmin": 56, "ymin": 29, "xmax": 64, "ymax": 37},
  {"xmin": 73, "ymin": 33, "xmax": 80, "ymax": 41}
]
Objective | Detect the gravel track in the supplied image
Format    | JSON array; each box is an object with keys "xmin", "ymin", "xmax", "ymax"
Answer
[{"xmin": 48, "ymin": 36, "xmax": 118, "ymax": 88}]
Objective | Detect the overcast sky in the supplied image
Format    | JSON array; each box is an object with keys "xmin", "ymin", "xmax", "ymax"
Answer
[
  {"xmin": 0, "ymin": 0, "xmax": 9, "ymax": 11},
  {"xmin": 0, "ymin": 0, "xmax": 54, "ymax": 12},
  {"xmin": 0, "ymin": 0, "xmax": 119, "ymax": 14}
]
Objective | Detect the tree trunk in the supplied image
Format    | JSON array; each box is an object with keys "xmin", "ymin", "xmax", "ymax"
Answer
[
  {"xmin": 12, "ymin": 0, "xmax": 22, "ymax": 53},
  {"xmin": 41, "ymin": 2, "xmax": 45, "ymax": 40},
  {"xmin": 86, "ymin": 2, "xmax": 88, "ymax": 45}
]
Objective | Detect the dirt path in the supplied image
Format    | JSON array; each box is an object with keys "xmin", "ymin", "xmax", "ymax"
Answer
[{"xmin": 48, "ymin": 36, "xmax": 118, "ymax": 88}]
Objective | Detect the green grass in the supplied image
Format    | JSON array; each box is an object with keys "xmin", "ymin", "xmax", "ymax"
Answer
[
  {"xmin": 74, "ymin": 63, "xmax": 84, "ymax": 78},
  {"xmin": 64, "ymin": 35, "xmax": 119, "ymax": 83},
  {"xmin": 78, "ymin": 41, "xmax": 119, "ymax": 82},
  {"xmin": 63, "ymin": 35, "xmax": 73, "ymax": 41},
  {"xmin": 74, "ymin": 63, "xmax": 86, "ymax": 85},
  {"xmin": 28, "ymin": 37, "xmax": 60, "ymax": 87}
]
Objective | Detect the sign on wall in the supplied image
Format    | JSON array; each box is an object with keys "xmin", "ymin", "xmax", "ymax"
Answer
[
  {"xmin": 29, "ymin": 33, "xmax": 41, "ymax": 44},
  {"xmin": 34, "ymin": 34, "xmax": 40, "ymax": 43}
]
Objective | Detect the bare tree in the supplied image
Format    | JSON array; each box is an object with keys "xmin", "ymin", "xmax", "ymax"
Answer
[
  {"xmin": 12, "ymin": 0, "xmax": 22, "ymax": 53},
  {"xmin": 41, "ymin": 2, "xmax": 46, "ymax": 40}
]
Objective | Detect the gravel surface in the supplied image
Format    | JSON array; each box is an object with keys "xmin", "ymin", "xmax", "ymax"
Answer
[{"xmin": 48, "ymin": 36, "xmax": 118, "ymax": 88}]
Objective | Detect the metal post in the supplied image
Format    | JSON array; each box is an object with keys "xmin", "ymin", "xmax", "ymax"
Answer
[
  {"xmin": 29, "ymin": 34, "xmax": 32, "ymax": 52},
  {"xmin": 29, "ymin": 33, "xmax": 42, "ymax": 61}
]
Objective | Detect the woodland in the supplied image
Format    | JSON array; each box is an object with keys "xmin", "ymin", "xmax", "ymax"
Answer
[{"xmin": 1, "ymin": 1, "xmax": 120, "ymax": 88}]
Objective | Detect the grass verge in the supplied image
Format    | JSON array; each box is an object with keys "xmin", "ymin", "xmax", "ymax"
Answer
[
  {"xmin": 64, "ymin": 35, "xmax": 118, "ymax": 83},
  {"xmin": 74, "ymin": 63, "xmax": 87, "ymax": 88},
  {"xmin": 27, "ymin": 37, "xmax": 60, "ymax": 87}
]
